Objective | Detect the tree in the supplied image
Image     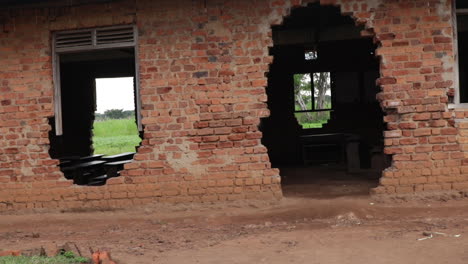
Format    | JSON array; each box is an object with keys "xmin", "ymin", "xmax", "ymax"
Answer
[
  {"xmin": 313, "ymin": 72, "xmax": 331, "ymax": 120},
  {"xmin": 294, "ymin": 74, "xmax": 313, "ymax": 123},
  {"xmin": 293, "ymin": 72, "xmax": 332, "ymax": 126},
  {"xmin": 104, "ymin": 109, "xmax": 126, "ymax": 119},
  {"xmin": 313, "ymin": 72, "xmax": 330, "ymax": 110}
]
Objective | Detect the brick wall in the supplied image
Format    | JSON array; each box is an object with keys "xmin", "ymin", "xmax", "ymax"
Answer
[
  {"xmin": 0, "ymin": 0, "xmax": 464, "ymax": 211},
  {"xmin": 369, "ymin": 0, "xmax": 462, "ymax": 195}
]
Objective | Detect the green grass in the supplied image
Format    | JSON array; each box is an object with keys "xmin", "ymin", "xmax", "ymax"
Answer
[
  {"xmin": 294, "ymin": 111, "xmax": 331, "ymax": 129},
  {"xmin": 301, "ymin": 122, "xmax": 325, "ymax": 129},
  {"xmin": 93, "ymin": 118, "xmax": 141, "ymax": 155},
  {"xmin": 0, "ymin": 252, "xmax": 88, "ymax": 264}
]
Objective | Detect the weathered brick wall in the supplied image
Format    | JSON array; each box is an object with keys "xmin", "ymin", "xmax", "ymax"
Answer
[
  {"xmin": 369, "ymin": 0, "xmax": 462, "ymax": 194},
  {"xmin": 0, "ymin": 5, "xmax": 65, "ymax": 210},
  {"xmin": 0, "ymin": 0, "xmax": 285, "ymax": 211},
  {"xmin": 0, "ymin": 0, "xmax": 464, "ymax": 211},
  {"xmin": 122, "ymin": 0, "xmax": 283, "ymax": 203}
]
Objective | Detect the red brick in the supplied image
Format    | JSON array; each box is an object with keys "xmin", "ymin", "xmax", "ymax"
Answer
[
  {"xmin": 413, "ymin": 113, "xmax": 431, "ymax": 121},
  {"xmin": 385, "ymin": 130, "xmax": 402, "ymax": 138},
  {"xmin": 414, "ymin": 128, "xmax": 431, "ymax": 137},
  {"xmin": 441, "ymin": 128, "xmax": 457, "ymax": 135},
  {"xmin": 431, "ymin": 152, "xmax": 449, "ymax": 160}
]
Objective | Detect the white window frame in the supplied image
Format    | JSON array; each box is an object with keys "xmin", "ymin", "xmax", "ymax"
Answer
[{"xmin": 52, "ymin": 25, "xmax": 142, "ymax": 135}]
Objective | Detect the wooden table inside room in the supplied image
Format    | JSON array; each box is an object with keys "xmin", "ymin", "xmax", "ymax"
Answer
[{"xmin": 300, "ymin": 133, "xmax": 360, "ymax": 170}]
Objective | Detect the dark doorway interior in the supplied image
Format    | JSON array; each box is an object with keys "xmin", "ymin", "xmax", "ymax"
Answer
[
  {"xmin": 457, "ymin": 0, "xmax": 468, "ymax": 103},
  {"xmin": 261, "ymin": 3, "xmax": 389, "ymax": 198},
  {"xmin": 48, "ymin": 48, "xmax": 141, "ymax": 185}
]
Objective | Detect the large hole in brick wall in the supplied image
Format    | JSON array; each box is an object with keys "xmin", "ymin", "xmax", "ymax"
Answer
[
  {"xmin": 48, "ymin": 48, "xmax": 142, "ymax": 186},
  {"xmin": 261, "ymin": 3, "xmax": 390, "ymax": 198}
]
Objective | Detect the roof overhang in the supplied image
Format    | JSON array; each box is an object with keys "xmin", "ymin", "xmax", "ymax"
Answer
[{"xmin": 0, "ymin": 0, "xmax": 118, "ymax": 8}]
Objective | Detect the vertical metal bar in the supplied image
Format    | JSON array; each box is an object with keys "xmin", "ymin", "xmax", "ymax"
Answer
[
  {"xmin": 311, "ymin": 72, "xmax": 315, "ymax": 111},
  {"xmin": 133, "ymin": 25, "xmax": 143, "ymax": 131},
  {"xmin": 52, "ymin": 33, "xmax": 63, "ymax": 136},
  {"xmin": 330, "ymin": 71, "xmax": 336, "ymax": 109}
]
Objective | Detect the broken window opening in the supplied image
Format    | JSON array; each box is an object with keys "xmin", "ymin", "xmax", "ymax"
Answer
[
  {"xmin": 294, "ymin": 72, "xmax": 332, "ymax": 129},
  {"xmin": 48, "ymin": 25, "xmax": 142, "ymax": 186},
  {"xmin": 262, "ymin": 3, "xmax": 389, "ymax": 199}
]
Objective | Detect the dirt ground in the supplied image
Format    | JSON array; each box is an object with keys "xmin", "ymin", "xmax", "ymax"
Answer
[{"xmin": 2, "ymin": 183, "xmax": 468, "ymax": 264}]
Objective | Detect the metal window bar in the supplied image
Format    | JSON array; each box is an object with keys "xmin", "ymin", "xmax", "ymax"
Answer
[{"xmin": 311, "ymin": 72, "xmax": 316, "ymax": 111}]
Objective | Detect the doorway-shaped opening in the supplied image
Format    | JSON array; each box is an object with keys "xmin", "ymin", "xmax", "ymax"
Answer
[
  {"xmin": 262, "ymin": 3, "xmax": 389, "ymax": 198},
  {"xmin": 49, "ymin": 48, "xmax": 142, "ymax": 186}
]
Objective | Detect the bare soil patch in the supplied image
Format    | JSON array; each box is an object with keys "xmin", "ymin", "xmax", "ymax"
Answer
[{"xmin": 2, "ymin": 196, "xmax": 468, "ymax": 263}]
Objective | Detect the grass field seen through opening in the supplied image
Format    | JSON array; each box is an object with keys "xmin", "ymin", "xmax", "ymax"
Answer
[{"xmin": 92, "ymin": 118, "xmax": 141, "ymax": 155}]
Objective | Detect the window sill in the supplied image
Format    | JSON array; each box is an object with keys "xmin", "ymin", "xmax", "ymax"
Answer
[{"xmin": 449, "ymin": 103, "xmax": 468, "ymax": 109}]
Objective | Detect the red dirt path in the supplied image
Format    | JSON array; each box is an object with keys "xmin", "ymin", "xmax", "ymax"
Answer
[{"xmin": 2, "ymin": 193, "xmax": 468, "ymax": 263}]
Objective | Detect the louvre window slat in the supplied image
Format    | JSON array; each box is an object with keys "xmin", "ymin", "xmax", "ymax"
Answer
[
  {"xmin": 97, "ymin": 31, "xmax": 133, "ymax": 37},
  {"xmin": 97, "ymin": 33, "xmax": 134, "ymax": 40},
  {"xmin": 97, "ymin": 33, "xmax": 133, "ymax": 40},
  {"xmin": 56, "ymin": 43, "xmax": 92, "ymax": 48},
  {"xmin": 55, "ymin": 30, "xmax": 93, "ymax": 49},
  {"xmin": 97, "ymin": 37, "xmax": 134, "ymax": 44},
  {"xmin": 56, "ymin": 39, "xmax": 92, "ymax": 44},
  {"xmin": 56, "ymin": 32, "xmax": 92, "ymax": 40},
  {"xmin": 97, "ymin": 40, "xmax": 131, "ymax": 46},
  {"xmin": 56, "ymin": 41, "xmax": 92, "ymax": 47},
  {"xmin": 96, "ymin": 27, "xmax": 134, "ymax": 44},
  {"xmin": 97, "ymin": 40, "xmax": 133, "ymax": 45},
  {"xmin": 54, "ymin": 25, "xmax": 135, "ymax": 51},
  {"xmin": 96, "ymin": 28, "xmax": 134, "ymax": 36}
]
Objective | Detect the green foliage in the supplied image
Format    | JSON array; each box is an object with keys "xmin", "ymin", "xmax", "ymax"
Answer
[
  {"xmin": 0, "ymin": 252, "xmax": 88, "ymax": 264},
  {"xmin": 294, "ymin": 74, "xmax": 311, "ymax": 109},
  {"xmin": 61, "ymin": 251, "xmax": 86, "ymax": 261},
  {"xmin": 101, "ymin": 109, "xmax": 135, "ymax": 120},
  {"xmin": 295, "ymin": 111, "xmax": 331, "ymax": 129},
  {"xmin": 104, "ymin": 109, "xmax": 125, "ymax": 119},
  {"xmin": 293, "ymin": 72, "xmax": 332, "ymax": 128},
  {"xmin": 301, "ymin": 122, "xmax": 327, "ymax": 129},
  {"xmin": 294, "ymin": 102, "xmax": 332, "ymax": 112},
  {"xmin": 93, "ymin": 118, "xmax": 141, "ymax": 155},
  {"xmin": 95, "ymin": 109, "xmax": 135, "ymax": 121}
]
